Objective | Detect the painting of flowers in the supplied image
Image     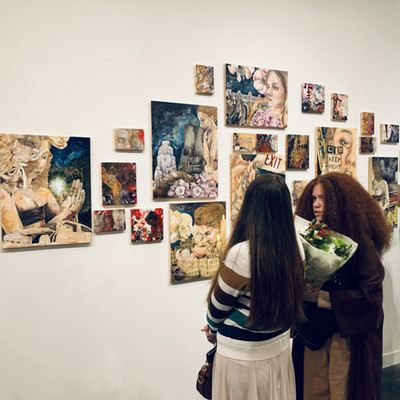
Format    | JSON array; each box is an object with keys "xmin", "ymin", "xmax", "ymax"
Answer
[
  {"xmin": 93, "ymin": 209, "xmax": 126, "ymax": 233},
  {"xmin": 170, "ymin": 202, "xmax": 226, "ymax": 284},
  {"xmin": 380, "ymin": 124, "xmax": 399, "ymax": 144},
  {"xmin": 359, "ymin": 137, "xmax": 376, "ymax": 154},
  {"xmin": 151, "ymin": 101, "xmax": 218, "ymax": 199},
  {"xmin": 195, "ymin": 65, "xmax": 214, "ymax": 95},
  {"xmin": 360, "ymin": 112, "xmax": 374, "ymax": 135},
  {"xmin": 225, "ymin": 64, "xmax": 288, "ymax": 128},
  {"xmin": 114, "ymin": 129, "xmax": 144, "ymax": 151},
  {"xmin": 230, "ymin": 153, "xmax": 285, "ymax": 227},
  {"xmin": 301, "ymin": 83, "xmax": 325, "ymax": 113},
  {"xmin": 315, "ymin": 127, "xmax": 357, "ymax": 177},
  {"xmin": 131, "ymin": 208, "xmax": 163, "ymax": 242},
  {"xmin": 0, "ymin": 134, "xmax": 92, "ymax": 249},
  {"xmin": 101, "ymin": 162, "xmax": 137, "ymax": 206},
  {"xmin": 331, "ymin": 93, "xmax": 348, "ymax": 121},
  {"xmin": 368, "ymin": 157, "xmax": 398, "ymax": 228},
  {"xmin": 286, "ymin": 134, "xmax": 309, "ymax": 169}
]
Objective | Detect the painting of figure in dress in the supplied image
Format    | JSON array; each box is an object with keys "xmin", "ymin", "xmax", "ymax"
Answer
[
  {"xmin": 93, "ymin": 209, "xmax": 125, "ymax": 233},
  {"xmin": 230, "ymin": 153, "xmax": 285, "ymax": 227},
  {"xmin": 315, "ymin": 127, "xmax": 357, "ymax": 177},
  {"xmin": 195, "ymin": 65, "xmax": 214, "ymax": 95},
  {"xmin": 114, "ymin": 129, "xmax": 144, "ymax": 151},
  {"xmin": 170, "ymin": 202, "xmax": 226, "ymax": 284},
  {"xmin": 225, "ymin": 64, "xmax": 288, "ymax": 128},
  {"xmin": 331, "ymin": 93, "xmax": 348, "ymax": 121},
  {"xmin": 131, "ymin": 208, "xmax": 163, "ymax": 242},
  {"xmin": 0, "ymin": 134, "xmax": 92, "ymax": 248},
  {"xmin": 360, "ymin": 112, "xmax": 374, "ymax": 135},
  {"xmin": 286, "ymin": 134, "xmax": 309, "ymax": 169},
  {"xmin": 380, "ymin": 124, "xmax": 399, "ymax": 144},
  {"xmin": 151, "ymin": 101, "xmax": 218, "ymax": 199},
  {"xmin": 369, "ymin": 157, "xmax": 398, "ymax": 228},
  {"xmin": 101, "ymin": 162, "xmax": 137, "ymax": 206},
  {"xmin": 301, "ymin": 83, "xmax": 325, "ymax": 113}
]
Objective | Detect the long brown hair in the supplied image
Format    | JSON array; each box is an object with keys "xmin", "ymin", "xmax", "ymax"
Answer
[
  {"xmin": 295, "ymin": 172, "xmax": 392, "ymax": 255},
  {"xmin": 208, "ymin": 173, "xmax": 304, "ymax": 330}
]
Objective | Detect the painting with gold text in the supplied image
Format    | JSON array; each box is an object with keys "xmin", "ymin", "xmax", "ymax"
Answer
[
  {"xmin": 170, "ymin": 202, "xmax": 226, "ymax": 284},
  {"xmin": 0, "ymin": 134, "xmax": 92, "ymax": 249}
]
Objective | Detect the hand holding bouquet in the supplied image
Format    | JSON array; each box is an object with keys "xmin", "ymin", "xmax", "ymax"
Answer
[{"xmin": 295, "ymin": 216, "xmax": 358, "ymax": 288}]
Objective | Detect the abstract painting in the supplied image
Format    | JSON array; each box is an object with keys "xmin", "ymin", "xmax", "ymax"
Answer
[
  {"xmin": 151, "ymin": 101, "xmax": 218, "ymax": 199},
  {"xmin": 380, "ymin": 124, "xmax": 399, "ymax": 144},
  {"xmin": 233, "ymin": 133, "xmax": 278, "ymax": 153},
  {"xmin": 225, "ymin": 64, "xmax": 288, "ymax": 128},
  {"xmin": 170, "ymin": 202, "xmax": 226, "ymax": 284},
  {"xmin": 331, "ymin": 93, "xmax": 348, "ymax": 121},
  {"xmin": 195, "ymin": 65, "xmax": 214, "ymax": 95},
  {"xmin": 131, "ymin": 208, "xmax": 163, "ymax": 242},
  {"xmin": 359, "ymin": 137, "xmax": 376, "ymax": 154},
  {"xmin": 301, "ymin": 83, "xmax": 325, "ymax": 113},
  {"xmin": 286, "ymin": 134, "xmax": 309, "ymax": 169},
  {"xmin": 101, "ymin": 162, "xmax": 136, "ymax": 206},
  {"xmin": 0, "ymin": 133, "xmax": 92, "ymax": 248},
  {"xmin": 292, "ymin": 180, "xmax": 308, "ymax": 207},
  {"xmin": 368, "ymin": 157, "xmax": 398, "ymax": 228},
  {"xmin": 93, "ymin": 209, "xmax": 126, "ymax": 233},
  {"xmin": 230, "ymin": 153, "xmax": 285, "ymax": 227},
  {"xmin": 114, "ymin": 128, "xmax": 144, "ymax": 151},
  {"xmin": 360, "ymin": 112, "xmax": 374, "ymax": 135},
  {"xmin": 315, "ymin": 127, "xmax": 357, "ymax": 177}
]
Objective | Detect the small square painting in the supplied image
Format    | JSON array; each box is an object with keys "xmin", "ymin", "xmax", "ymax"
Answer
[
  {"xmin": 331, "ymin": 93, "xmax": 348, "ymax": 121},
  {"xmin": 359, "ymin": 137, "xmax": 376, "ymax": 154},
  {"xmin": 131, "ymin": 208, "xmax": 163, "ymax": 242},
  {"xmin": 93, "ymin": 209, "xmax": 126, "ymax": 233},
  {"xmin": 286, "ymin": 134, "xmax": 309, "ymax": 169},
  {"xmin": 114, "ymin": 129, "xmax": 144, "ymax": 151},
  {"xmin": 380, "ymin": 124, "xmax": 399, "ymax": 144},
  {"xmin": 195, "ymin": 65, "xmax": 214, "ymax": 95},
  {"xmin": 101, "ymin": 162, "xmax": 137, "ymax": 206},
  {"xmin": 301, "ymin": 83, "xmax": 325, "ymax": 113},
  {"xmin": 360, "ymin": 112, "xmax": 374, "ymax": 135}
]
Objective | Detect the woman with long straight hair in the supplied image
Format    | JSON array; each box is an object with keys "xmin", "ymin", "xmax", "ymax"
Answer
[{"xmin": 202, "ymin": 173, "xmax": 305, "ymax": 399}]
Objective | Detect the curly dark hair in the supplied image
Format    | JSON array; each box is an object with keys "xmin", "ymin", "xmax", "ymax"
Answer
[{"xmin": 295, "ymin": 172, "xmax": 392, "ymax": 255}]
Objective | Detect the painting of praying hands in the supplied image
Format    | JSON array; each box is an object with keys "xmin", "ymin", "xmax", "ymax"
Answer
[
  {"xmin": 151, "ymin": 101, "xmax": 218, "ymax": 199},
  {"xmin": 225, "ymin": 64, "xmax": 288, "ymax": 128},
  {"xmin": 0, "ymin": 134, "xmax": 92, "ymax": 249}
]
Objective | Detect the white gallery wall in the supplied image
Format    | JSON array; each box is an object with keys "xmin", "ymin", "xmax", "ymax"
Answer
[{"xmin": 0, "ymin": 0, "xmax": 399, "ymax": 399}]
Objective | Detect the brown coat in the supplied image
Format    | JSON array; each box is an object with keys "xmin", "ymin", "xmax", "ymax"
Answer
[{"xmin": 293, "ymin": 243, "xmax": 384, "ymax": 400}]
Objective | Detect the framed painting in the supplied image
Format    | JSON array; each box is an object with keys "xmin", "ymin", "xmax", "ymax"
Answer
[
  {"xmin": 114, "ymin": 129, "xmax": 144, "ymax": 151},
  {"xmin": 360, "ymin": 112, "xmax": 374, "ymax": 135},
  {"xmin": 93, "ymin": 209, "xmax": 126, "ymax": 233},
  {"xmin": 368, "ymin": 157, "xmax": 398, "ymax": 228},
  {"xmin": 331, "ymin": 93, "xmax": 348, "ymax": 121},
  {"xmin": 359, "ymin": 137, "xmax": 376, "ymax": 154},
  {"xmin": 286, "ymin": 134, "xmax": 309, "ymax": 169},
  {"xmin": 230, "ymin": 153, "xmax": 285, "ymax": 227},
  {"xmin": 0, "ymin": 134, "xmax": 92, "ymax": 248},
  {"xmin": 301, "ymin": 83, "xmax": 325, "ymax": 113},
  {"xmin": 315, "ymin": 127, "xmax": 357, "ymax": 177},
  {"xmin": 101, "ymin": 162, "xmax": 137, "ymax": 206},
  {"xmin": 233, "ymin": 133, "xmax": 278, "ymax": 153},
  {"xmin": 131, "ymin": 208, "xmax": 163, "ymax": 242},
  {"xmin": 380, "ymin": 124, "xmax": 399, "ymax": 144},
  {"xmin": 151, "ymin": 101, "xmax": 218, "ymax": 199},
  {"xmin": 225, "ymin": 64, "xmax": 288, "ymax": 128},
  {"xmin": 195, "ymin": 65, "xmax": 214, "ymax": 95},
  {"xmin": 170, "ymin": 202, "xmax": 226, "ymax": 284},
  {"xmin": 291, "ymin": 180, "xmax": 308, "ymax": 207}
]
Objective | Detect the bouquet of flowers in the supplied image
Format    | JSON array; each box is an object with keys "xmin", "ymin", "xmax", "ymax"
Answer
[{"xmin": 295, "ymin": 216, "xmax": 358, "ymax": 288}]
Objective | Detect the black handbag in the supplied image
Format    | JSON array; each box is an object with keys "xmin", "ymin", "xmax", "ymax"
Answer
[
  {"xmin": 196, "ymin": 346, "xmax": 217, "ymax": 399},
  {"xmin": 295, "ymin": 301, "xmax": 337, "ymax": 351}
]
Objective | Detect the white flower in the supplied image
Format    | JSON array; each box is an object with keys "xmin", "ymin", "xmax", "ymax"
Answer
[{"xmin": 170, "ymin": 211, "xmax": 193, "ymax": 243}]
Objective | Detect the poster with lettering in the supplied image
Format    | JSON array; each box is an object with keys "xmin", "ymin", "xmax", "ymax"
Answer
[
  {"xmin": 315, "ymin": 127, "xmax": 357, "ymax": 177},
  {"xmin": 230, "ymin": 153, "xmax": 285, "ymax": 227}
]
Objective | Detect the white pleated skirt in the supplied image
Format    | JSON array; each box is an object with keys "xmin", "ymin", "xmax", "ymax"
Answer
[{"xmin": 211, "ymin": 343, "xmax": 295, "ymax": 400}]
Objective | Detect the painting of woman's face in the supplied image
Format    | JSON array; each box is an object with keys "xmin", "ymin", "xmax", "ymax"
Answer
[
  {"xmin": 265, "ymin": 71, "xmax": 285, "ymax": 108},
  {"xmin": 332, "ymin": 129, "xmax": 356, "ymax": 175},
  {"xmin": 198, "ymin": 111, "xmax": 214, "ymax": 132},
  {"xmin": 26, "ymin": 141, "xmax": 52, "ymax": 180}
]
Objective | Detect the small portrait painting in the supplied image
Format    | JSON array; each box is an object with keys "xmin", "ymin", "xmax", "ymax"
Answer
[
  {"xmin": 359, "ymin": 137, "xmax": 376, "ymax": 154},
  {"xmin": 331, "ymin": 93, "xmax": 348, "ymax": 121},
  {"xmin": 195, "ymin": 65, "xmax": 214, "ymax": 95},
  {"xmin": 114, "ymin": 129, "xmax": 144, "ymax": 151},
  {"xmin": 301, "ymin": 83, "xmax": 325, "ymax": 113},
  {"xmin": 93, "ymin": 209, "xmax": 126, "ymax": 233},
  {"xmin": 360, "ymin": 112, "xmax": 374, "ymax": 135},
  {"xmin": 131, "ymin": 208, "xmax": 163, "ymax": 242}
]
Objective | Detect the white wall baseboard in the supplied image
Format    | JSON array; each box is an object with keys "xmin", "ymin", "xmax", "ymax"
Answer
[{"xmin": 383, "ymin": 350, "xmax": 400, "ymax": 368}]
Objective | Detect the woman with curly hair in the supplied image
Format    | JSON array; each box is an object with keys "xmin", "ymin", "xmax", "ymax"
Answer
[
  {"xmin": 293, "ymin": 172, "xmax": 392, "ymax": 400},
  {"xmin": 202, "ymin": 174, "xmax": 305, "ymax": 399}
]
